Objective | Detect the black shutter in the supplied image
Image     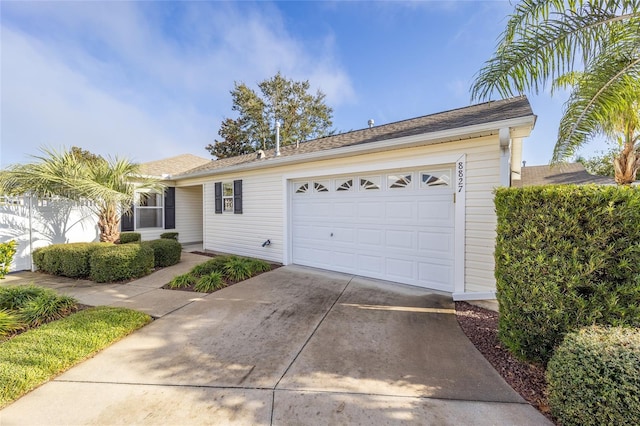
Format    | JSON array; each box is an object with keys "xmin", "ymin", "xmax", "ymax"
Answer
[
  {"xmin": 121, "ymin": 204, "xmax": 134, "ymax": 231},
  {"xmin": 164, "ymin": 187, "xmax": 175, "ymax": 229},
  {"xmin": 234, "ymin": 180, "xmax": 242, "ymax": 214},
  {"xmin": 214, "ymin": 182, "xmax": 222, "ymax": 214}
]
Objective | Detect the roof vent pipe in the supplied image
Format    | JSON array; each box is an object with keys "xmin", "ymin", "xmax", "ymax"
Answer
[
  {"xmin": 275, "ymin": 120, "xmax": 281, "ymax": 157},
  {"xmin": 368, "ymin": 119, "xmax": 374, "ymax": 128}
]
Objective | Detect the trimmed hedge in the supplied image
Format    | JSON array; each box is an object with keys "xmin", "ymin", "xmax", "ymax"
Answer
[
  {"xmin": 33, "ymin": 243, "xmax": 111, "ymax": 278},
  {"xmin": 142, "ymin": 239, "xmax": 182, "ymax": 267},
  {"xmin": 547, "ymin": 326, "xmax": 640, "ymax": 425},
  {"xmin": 89, "ymin": 244, "xmax": 154, "ymax": 282},
  {"xmin": 119, "ymin": 232, "xmax": 141, "ymax": 244},
  {"xmin": 495, "ymin": 185, "xmax": 640, "ymax": 364},
  {"xmin": 160, "ymin": 232, "xmax": 179, "ymax": 241}
]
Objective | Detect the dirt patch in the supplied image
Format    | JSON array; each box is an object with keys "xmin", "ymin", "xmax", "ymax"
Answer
[{"xmin": 455, "ymin": 301, "xmax": 554, "ymax": 423}]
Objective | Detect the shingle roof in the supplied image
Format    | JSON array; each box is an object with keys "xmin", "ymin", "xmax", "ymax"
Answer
[
  {"xmin": 178, "ymin": 97, "xmax": 534, "ymax": 178},
  {"xmin": 512, "ymin": 163, "xmax": 615, "ymax": 187},
  {"xmin": 139, "ymin": 154, "xmax": 211, "ymax": 178}
]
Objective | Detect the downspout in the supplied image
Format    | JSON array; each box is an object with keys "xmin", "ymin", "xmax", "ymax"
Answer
[{"xmin": 499, "ymin": 128, "xmax": 511, "ymax": 187}]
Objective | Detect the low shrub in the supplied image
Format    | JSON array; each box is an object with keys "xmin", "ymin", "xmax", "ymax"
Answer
[
  {"xmin": 0, "ymin": 285, "xmax": 49, "ymax": 311},
  {"xmin": 0, "ymin": 310, "xmax": 21, "ymax": 337},
  {"xmin": 160, "ymin": 232, "xmax": 179, "ymax": 241},
  {"xmin": 89, "ymin": 244, "xmax": 154, "ymax": 282},
  {"xmin": 494, "ymin": 185, "xmax": 640, "ymax": 364},
  {"xmin": 19, "ymin": 292, "xmax": 77, "ymax": 327},
  {"xmin": 195, "ymin": 271, "xmax": 225, "ymax": 292},
  {"xmin": 0, "ymin": 240, "xmax": 17, "ymax": 279},
  {"xmin": 119, "ymin": 232, "xmax": 141, "ymax": 244},
  {"xmin": 191, "ymin": 257, "xmax": 228, "ymax": 277},
  {"xmin": 223, "ymin": 256, "xmax": 262, "ymax": 281},
  {"xmin": 547, "ymin": 325, "xmax": 640, "ymax": 426},
  {"xmin": 0, "ymin": 286, "xmax": 78, "ymax": 333},
  {"xmin": 167, "ymin": 273, "xmax": 196, "ymax": 289},
  {"xmin": 33, "ymin": 243, "xmax": 111, "ymax": 278},
  {"xmin": 142, "ymin": 239, "xmax": 182, "ymax": 267}
]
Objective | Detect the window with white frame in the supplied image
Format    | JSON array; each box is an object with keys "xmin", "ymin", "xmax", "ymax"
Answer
[
  {"xmin": 135, "ymin": 190, "xmax": 163, "ymax": 228},
  {"xmin": 223, "ymin": 182, "xmax": 234, "ymax": 212}
]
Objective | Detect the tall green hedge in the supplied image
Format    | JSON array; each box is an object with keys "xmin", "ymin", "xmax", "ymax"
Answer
[{"xmin": 494, "ymin": 185, "xmax": 640, "ymax": 364}]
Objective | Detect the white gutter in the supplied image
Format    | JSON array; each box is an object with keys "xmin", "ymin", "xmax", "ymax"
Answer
[{"xmin": 178, "ymin": 115, "xmax": 536, "ymax": 180}]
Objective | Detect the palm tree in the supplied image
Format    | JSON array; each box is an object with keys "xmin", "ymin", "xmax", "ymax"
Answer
[
  {"xmin": 555, "ymin": 71, "xmax": 640, "ymax": 184},
  {"xmin": 471, "ymin": 0, "xmax": 640, "ymax": 184},
  {"xmin": 0, "ymin": 147, "xmax": 163, "ymax": 242}
]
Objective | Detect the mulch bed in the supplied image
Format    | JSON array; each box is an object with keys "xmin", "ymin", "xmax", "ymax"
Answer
[{"xmin": 455, "ymin": 301, "xmax": 554, "ymax": 423}]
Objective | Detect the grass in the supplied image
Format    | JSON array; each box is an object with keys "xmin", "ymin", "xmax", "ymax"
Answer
[
  {"xmin": 165, "ymin": 255, "xmax": 274, "ymax": 293},
  {"xmin": 0, "ymin": 306, "xmax": 151, "ymax": 408}
]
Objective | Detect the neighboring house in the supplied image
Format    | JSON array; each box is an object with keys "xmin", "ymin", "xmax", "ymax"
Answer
[
  {"xmin": 512, "ymin": 162, "xmax": 616, "ymax": 187},
  {"xmin": 127, "ymin": 97, "xmax": 536, "ymax": 301}
]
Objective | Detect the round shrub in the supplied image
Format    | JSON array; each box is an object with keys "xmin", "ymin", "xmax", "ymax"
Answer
[
  {"xmin": 119, "ymin": 232, "xmax": 141, "ymax": 244},
  {"xmin": 547, "ymin": 325, "xmax": 640, "ymax": 426},
  {"xmin": 89, "ymin": 244, "xmax": 154, "ymax": 282},
  {"xmin": 142, "ymin": 239, "xmax": 182, "ymax": 267},
  {"xmin": 160, "ymin": 232, "xmax": 179, "ymax": 241}
]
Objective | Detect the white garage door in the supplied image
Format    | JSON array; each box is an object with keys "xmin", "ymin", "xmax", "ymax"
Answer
[{"xmin": 291, "ymin": 167, "xmax": 455, "ymax": 292}]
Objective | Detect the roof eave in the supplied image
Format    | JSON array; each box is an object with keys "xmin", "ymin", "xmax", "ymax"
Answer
[{"xmin": 177, "ymin": 114, "xmax": 536, "ymax": 180}]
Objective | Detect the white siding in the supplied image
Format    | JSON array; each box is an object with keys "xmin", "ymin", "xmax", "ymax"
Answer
[
  {"xmin": 0, "ymin": 196, "xmax": 98, "ymax": 272},
  {"xmin": 182, "ymin": 134, "xmax": 504, "ymax": 294},
  {"xmin": 175, "ymin": 186, "xmax": 203, "ymax": 244}
]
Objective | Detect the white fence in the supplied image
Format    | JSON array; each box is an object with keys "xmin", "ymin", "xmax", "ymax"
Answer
[{"xmin": 0, "ymin": 195, "xmax": 99, "ymax": 272}]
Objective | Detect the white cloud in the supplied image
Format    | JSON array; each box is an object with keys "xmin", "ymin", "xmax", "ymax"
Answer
[{"xmin": 0, "ymin": 2, "xmax": 355, "ymax": 166}]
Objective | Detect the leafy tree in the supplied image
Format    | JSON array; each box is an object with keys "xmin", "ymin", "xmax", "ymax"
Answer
[
  {"xmin": 576, "ymin": 148, "xmax": 617, "ymax": 177},
  {"xmin": 206, "ymin": 72, "xmax": 334, "ymax": 158},
  {"xmin": 470, "ymin": 0, "xmax": 640, "ymax": 184},
  {"xmin": 0, "ymin": 147, "xmax": 163, "ymax": 243}
]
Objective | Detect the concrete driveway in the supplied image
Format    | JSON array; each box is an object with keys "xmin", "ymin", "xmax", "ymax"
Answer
[{"xmin": 0, "ymin": 266, "xmax": 550, "ymax": 425}]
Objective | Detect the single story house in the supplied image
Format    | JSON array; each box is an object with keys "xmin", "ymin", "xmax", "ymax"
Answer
[{"xmin": 127, "ymin": 97, "xmax": 537, "ymax": 301}]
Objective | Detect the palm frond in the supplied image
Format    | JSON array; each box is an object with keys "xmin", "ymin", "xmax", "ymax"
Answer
[
  {"xmin": 554, "ymin": 56, "xmax": 640, "ymax": 161},
  {"xmin": 471, "ymin": 1, "xmax": 640, "ymax": 100}
]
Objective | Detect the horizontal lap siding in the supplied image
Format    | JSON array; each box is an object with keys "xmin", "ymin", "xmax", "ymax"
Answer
[
  {"xmin": 464, "ymin": 140, "xmax": 500, "ymax": 293},
  {"xmin": 185, "ymin": 134, "xmax": 502, "ymax": 293},
  {"xmin": 203, "ymin": 172, "xmax": 283, "ymax": 263}
]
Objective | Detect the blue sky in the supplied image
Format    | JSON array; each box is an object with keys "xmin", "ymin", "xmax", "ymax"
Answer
[{"xmin": 1, "ymin": 1, "xmax": 596, "ymax": 168}]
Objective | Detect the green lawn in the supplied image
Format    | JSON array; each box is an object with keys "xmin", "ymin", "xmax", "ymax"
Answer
[{"xmin": 0, "ymin": 306, "xmax": 151, "ymax": 408}]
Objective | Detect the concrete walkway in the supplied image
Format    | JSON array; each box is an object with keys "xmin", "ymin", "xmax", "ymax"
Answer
[{"xmin": 0, "ymin": 256, "xmax": 551, "ymax": 425}]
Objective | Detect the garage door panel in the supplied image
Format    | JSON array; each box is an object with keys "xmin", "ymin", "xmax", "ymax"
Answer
[
  {"xmin": 292, "ymin": 168, "xmax": 455, "ymax": 292},
  {"xmin": 418, "ymin": 262, "xmax": 453, "ymax": 291},
  {"xmin": 385, "ymin": 201, "xmax": 416, "ymax": 221},
  {"xmin": 357, "ymin": 254, "xmax": 384, "ymax": 274},
  {"xmin": 385, "ymin": 229, "xmax": 416, "ymax": 250},
  {"xmin": 332, "ymin": 251, "xmax": 357, "ymax": 269},
  {"xmin": 386, "ymin": 258, "xmax": 415, "ymax": 279},
  {"xmin": 418, "ymin": 200, "xmax": 453, "ymax": 221},
  {"xmin": 357, "ymin": 228, "xmax": 383, "ymax": 246},
  {"xmin": 357, "ymin": 202, "xmax": 384, "ymax": 219},
  {"xmin": 418, "ymin": 232, "xmax": 454, "ymax": 257}
]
